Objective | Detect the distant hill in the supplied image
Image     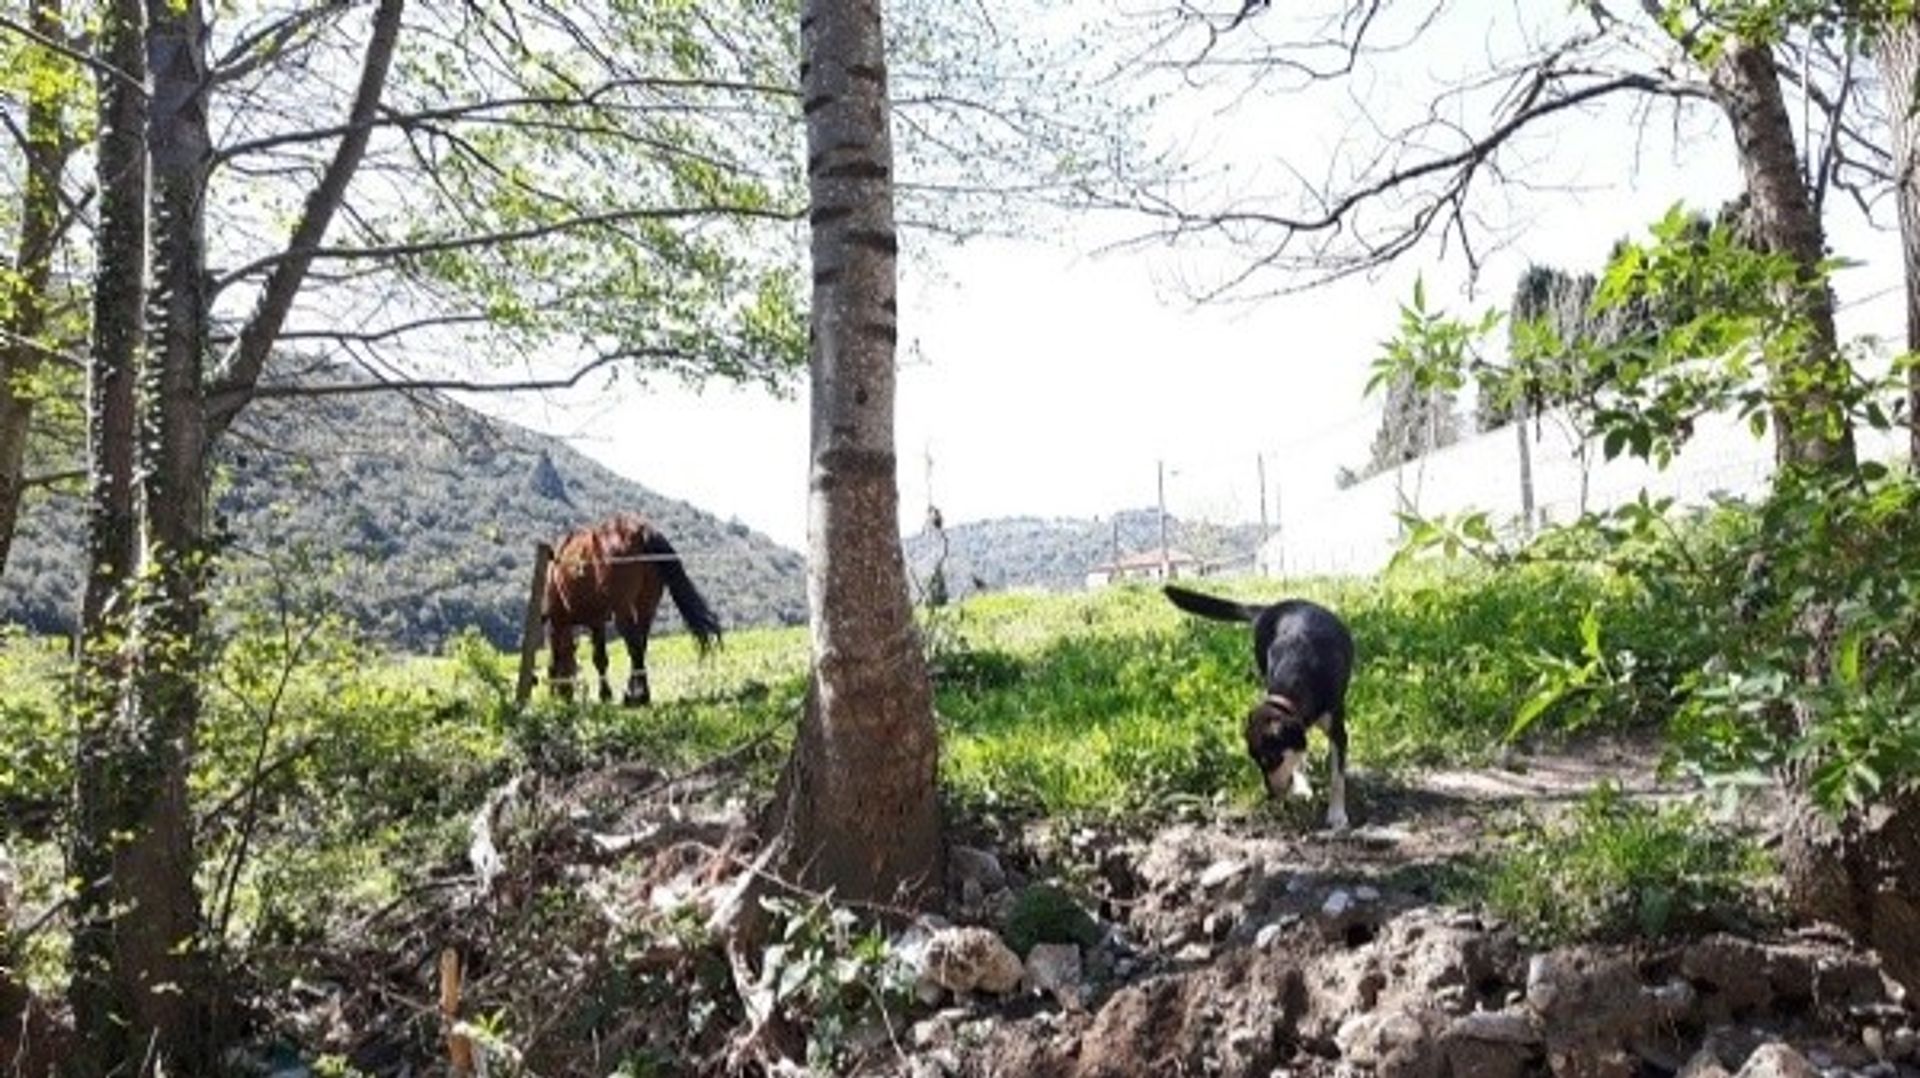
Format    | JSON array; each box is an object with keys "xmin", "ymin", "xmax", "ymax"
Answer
[
  {"xmin": 901, "ymin": 508, "xmax": 1266, "ymax": 600},
  {"xmin": 2, "ymin": 384, "xmax": 807, "ymax": 652}
]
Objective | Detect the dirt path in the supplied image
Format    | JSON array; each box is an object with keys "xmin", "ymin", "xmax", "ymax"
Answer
[{"xmin": 912, "ymin": 739, "xmax": 1913, "ymax": 1078}]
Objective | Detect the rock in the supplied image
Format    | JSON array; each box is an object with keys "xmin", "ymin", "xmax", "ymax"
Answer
[
  {"xmin": 1203, "ymin": 907, "xmax": 1237, "ymax": 942},
  {"xmin": 1889, "ymin": 1026, "xmax": 1919, "ymax": 1061},
  {"xmin": 1525, "ymin": 950, "xmax": 1659, "ymax": 1067},
  {"xmin": 1546, "ymin": 1048, "xmax": 1639, "ymax": 1078},
  {"xmin": 1442, "ymin": 1009, "xmax": 1543, "ymax": 1078},
  {"xmin": 951, "ymin": 845, "xmax": 1006, "ymax": 892},
  {"xmin": 1447, "ymin": 1009, "xmax": 1541, "ymax": 1045},
  {"xmin": 1734, "ymin": 1043, "xmax": 1819, "ymax": 1078},
  {"xmin": 1198, "ymin": 858, "xmax": 1248, "ymax": 891},
  {"xmin": 1255, "ymin": 922, "xmax": 1285, "ymax": 950},
  {"xmin": 1682, "ymin": 936, "xmax": 1778, "ymax": 1018},
  {"xmin": 1649, "ymin": 977, "xmax": 1697, "ymax": 1020},
  {"xmin": 1336, "ymin": 1009, "xmax": 1444, "ymax": 1073},
  {"xmin": 1023, "ymin": 943, "xmax": 1085, "ymax": 1011},
  {"xmin": 1677, "ymin": 1047, "xmax": 1734, "ymax": 1078},
  {"xmin": 915, "ymin": 926, "xmax": 1024, "ymax": 998},
  {"xmin": 1322, "ymin": 890, "xmax": 1353, "ymax": 918},
  {"xmin": 1355, "ymin": 885, "xmax": 1382, "ymax": 903}
]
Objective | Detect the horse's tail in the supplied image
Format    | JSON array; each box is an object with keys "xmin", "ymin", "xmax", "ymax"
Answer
[{"xmin": 645, "ymin": 529, "xmax": 723, "ymax": 655}]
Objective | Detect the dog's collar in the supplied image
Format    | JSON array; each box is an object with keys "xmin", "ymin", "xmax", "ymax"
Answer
[{"xmin": 1264, "ymin": 693, "xmax": 1299, "ymax": 716}]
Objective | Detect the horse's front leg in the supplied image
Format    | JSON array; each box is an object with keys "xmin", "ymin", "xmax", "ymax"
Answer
[
  {"xmin": 616, "ymin": 615, "xmax": 651, "ymax": 707},
  {"xmin": 591, "ymin": 624, "xmax": 613, "ymax": 703},
  {"xmin": 548, "ymin": 621, "xmax": 578, "ymax": 701}
]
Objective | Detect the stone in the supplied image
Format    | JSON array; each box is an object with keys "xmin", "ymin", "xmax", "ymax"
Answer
[
  {"xmin": 951, "ymin": 845, "xmax": 1007, "ymax": 892},
  {"xmin": 1199, "ymin": 858, "xmax": 1248, "ymax": 891},
  {"xmin": 1255, "ymin": 922, "xmax": 1285, "ymax": 950},
  {"xmin": 1889, "ymin": 1026, "xmax": 1919, "ymax": 1061},
  {"xmin": 1676, "ymin": 1048, "xmax": 1734, "ymax": 1078},
  {"xmin": 1447, "ymin": 1009, "xmax": 1541, "ymax": 1045},
  {"xmin": 1023, "ymin": 943, "xmax": 1085, "ymax": 1011},
  {"xmin": 915, "ymin": 926, "xmax": 1024, "ymax": 997},
  {"xmin": 1442, "ymin": 1009, "xmax": 1543, "ymax": 1078},
  {"xmin": 1733, "ymin": 1043, "xmax": 1818, "ymax": 1078},
  {"xmin": 1322, "ymin": 890, "xmax": 1353, "ymax": 918}
]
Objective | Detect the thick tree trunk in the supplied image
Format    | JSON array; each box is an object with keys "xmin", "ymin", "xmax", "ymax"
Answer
[
  {"xmin": 1771, "ymin": 16, "xmax": 1920, "ymax": 1003},
  {"xmin": 82, "ymin": 2, "xmax": 220, "ymax": 1072},
  {"xmin": 1876, "ymin": 18, "xmax": 1920, "ymax": 469},
  {"xmin": 0, "ymin": 0, "xmax": 73, "ymax": 583},
  {"xmin": 762, "ymin": 0, "xmax": 942, "ymax": 910},
  {"xmin": 1781, "ymin": 787, "xmax": 1920, "ymax": 996},
  {"xmin": 1711, "ymin": 38, "xmax": 1858, "ymax": 473},
  {"xmin": 66, "ymin": 0, "xmax": 152, "ymax": 1074}
]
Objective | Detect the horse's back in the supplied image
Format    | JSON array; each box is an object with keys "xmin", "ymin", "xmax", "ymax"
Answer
[{"xmin": 545, "ymin": 515, "xmax": 664, "ymax": 625}]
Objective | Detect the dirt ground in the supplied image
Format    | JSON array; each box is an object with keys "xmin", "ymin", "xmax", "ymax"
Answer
[{"xmin": 252, "ymin": 738, "xmax": 1913, "ymax": 1078}]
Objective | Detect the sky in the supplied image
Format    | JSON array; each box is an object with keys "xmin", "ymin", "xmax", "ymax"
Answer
[{"xmin": 466, "ymin": 6, "xmax": 1910, "ymax": 553}]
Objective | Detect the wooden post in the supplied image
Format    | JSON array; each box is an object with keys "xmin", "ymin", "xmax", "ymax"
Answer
[
  {"xmin": 440, "ymin": 947, "xmax": 475, "ymax": 1076},
  {"xmin": 514, "ymin": 541, "xmax": 552, "ymax": 706}
]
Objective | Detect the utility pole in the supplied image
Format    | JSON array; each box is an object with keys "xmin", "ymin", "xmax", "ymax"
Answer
[
  {"xmin": 1515, "ymin": 418, "xmax": 1535, "ymax": 537},
  {"xmin": 1257, "ymin": 453, "xmax": 1269, "ymax": 533},
  {"xmin": 1158, "ymin": 459, "xmax": 1170, "ymax": 579}
]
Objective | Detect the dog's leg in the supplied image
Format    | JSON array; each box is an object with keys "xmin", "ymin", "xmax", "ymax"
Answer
[{"xmin": 1326, "ymin": 719, "xmax": 1350, "ymax": 831}]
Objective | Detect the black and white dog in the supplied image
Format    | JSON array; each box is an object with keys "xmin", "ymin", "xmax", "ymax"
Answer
[{"xmin": 1163, "ymin": 585, "xmax": 1356, "ymax": 830}]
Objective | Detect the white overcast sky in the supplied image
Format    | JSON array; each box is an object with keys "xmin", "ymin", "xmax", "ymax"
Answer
[{"xmin": 467, "ymin": 4, "xmax": 1908, "ymax": 552}]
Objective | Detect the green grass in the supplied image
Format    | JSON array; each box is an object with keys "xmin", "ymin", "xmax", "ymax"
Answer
[
  {"xmin": 931, "ymin": 562, "xmax": 1690, "ymax": 816},
  {"xmin": 1, "ymin": 556, "xmax": 1720, "ymax": 961},
  {"xmin": 1458, "ymin": 784, "xmax": 1774, "ymax": 944}
]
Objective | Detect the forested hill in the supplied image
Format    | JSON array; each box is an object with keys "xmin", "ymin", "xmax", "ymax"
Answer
[
  {"xmin": 900, "ymin": 508, "xmax": 1267, "ymax": 600},
  {"xmin": 2, "ymin": 388, "xmax": 807, "ymax": 652}
]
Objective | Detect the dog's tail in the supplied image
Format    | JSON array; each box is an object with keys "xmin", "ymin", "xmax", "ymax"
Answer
[{"xmin": 1162, "ymin": 584, "xmax": 1263, "ymax": 624}]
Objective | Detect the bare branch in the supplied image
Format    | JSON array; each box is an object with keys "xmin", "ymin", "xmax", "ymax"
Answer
[
  {"xmin": 211, "ymin": 1, "xmax": 353, "ymax": 87},
  {"xmin": 0, "ymin": 12, "xmax": 143, "ymax": 94},
  {"xmin": 210, "ymin": 202, "xmax": 802, "ymax": 292},
  {"xmin": 207, "ymin": 0, "xmax": 408, "ymax": 439},
  {"xmin": 230, "ymin": 348, "xmax": 677, "ymax": 408}
]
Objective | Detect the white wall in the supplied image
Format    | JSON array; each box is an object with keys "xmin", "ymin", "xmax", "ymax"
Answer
[{"xmin": 1258, "ymin": 412, "xmax": 1906, "ymax": 578}]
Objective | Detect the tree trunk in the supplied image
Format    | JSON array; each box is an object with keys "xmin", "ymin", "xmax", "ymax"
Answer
[
  {"xmin": 762, "ymin": 0, "xmax": 943, "ymax": 910},
  {"xmin": 1770, "ymin": 16, "xmax": 1920, "ymax": 1004},
  {"xmin": 1876, "ymin": 18, "xmax": 1920, "ymax": 469},
  {"xmin": 1710, "ymin": 37, "xmax": 1858, "ymax": 473},
  {"xmin": 85, "ymin": 2, "xmax": 220, "ymax": 1071},
  {"xmin": 66, "ymin": 0, "xmax": 152, "ymax": 1073},
  {"xmin": 0, "ymin": 0, "xmax": 74, "ymax": 583}
]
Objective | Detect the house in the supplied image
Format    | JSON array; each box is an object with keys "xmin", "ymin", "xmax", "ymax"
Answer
[{"xmin": 1085, "ymin": 548, "xmax": 1205, "ymax": 588}]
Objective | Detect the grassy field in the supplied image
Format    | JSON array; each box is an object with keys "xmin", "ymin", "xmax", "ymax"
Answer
[{"xmin": 0, "ymin": 555, "xmax": 1749, "ymax": 989}]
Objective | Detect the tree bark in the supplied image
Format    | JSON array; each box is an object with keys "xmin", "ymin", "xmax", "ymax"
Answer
[
  {"xmin": 65, "ymin": 0, "xmax": 151, "ymax": 1072},
  {"xmin": 1710, "ymin": 37, "xmax": 1858, "ymax": 473},
  {"xmin": 1771, "ymin": 14, "xmax": 1920, "ymax": 1004},
  {"xmin": 83, "ymin": 2, "xmax": 221, "ymax": 1071},
  {"xmin": 0, "ymin": 0, "xmax": 74, "ymax": 583},
  {"xmin": 762, "ymin": 0, "xmax": 943, "ymax": 910},
  {"xmin": 1875, "ymin": 17, "xmax": 1920, "ymax": 468}
]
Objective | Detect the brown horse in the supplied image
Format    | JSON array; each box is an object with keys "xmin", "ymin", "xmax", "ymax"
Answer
[{"xmin": 544, "ymin": 513, "xmax": 722, "ymax": 704}]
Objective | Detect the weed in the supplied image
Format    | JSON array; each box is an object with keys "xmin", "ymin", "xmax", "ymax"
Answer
[{"xmin": 1460, "ymin": 784, "xmax": 1773, "ymax": 945}]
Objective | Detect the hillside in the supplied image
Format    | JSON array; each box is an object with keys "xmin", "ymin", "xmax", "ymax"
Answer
[
  {"xmin": 1, "ymin": 387, "xmax": 806, "ymax": 651},
  {"xmin": 901, "ymin": 507, "xmax": 1268, "ymax": 599}
]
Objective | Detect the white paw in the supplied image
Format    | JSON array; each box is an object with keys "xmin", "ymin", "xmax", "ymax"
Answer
[
  {"xmin": 1325, "ymin": 806, "xmax": 1350, "ymax": 832},
  {"xmin": 1290, "ymin": 769, "xmax": 1314, "ymax": 799}
]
